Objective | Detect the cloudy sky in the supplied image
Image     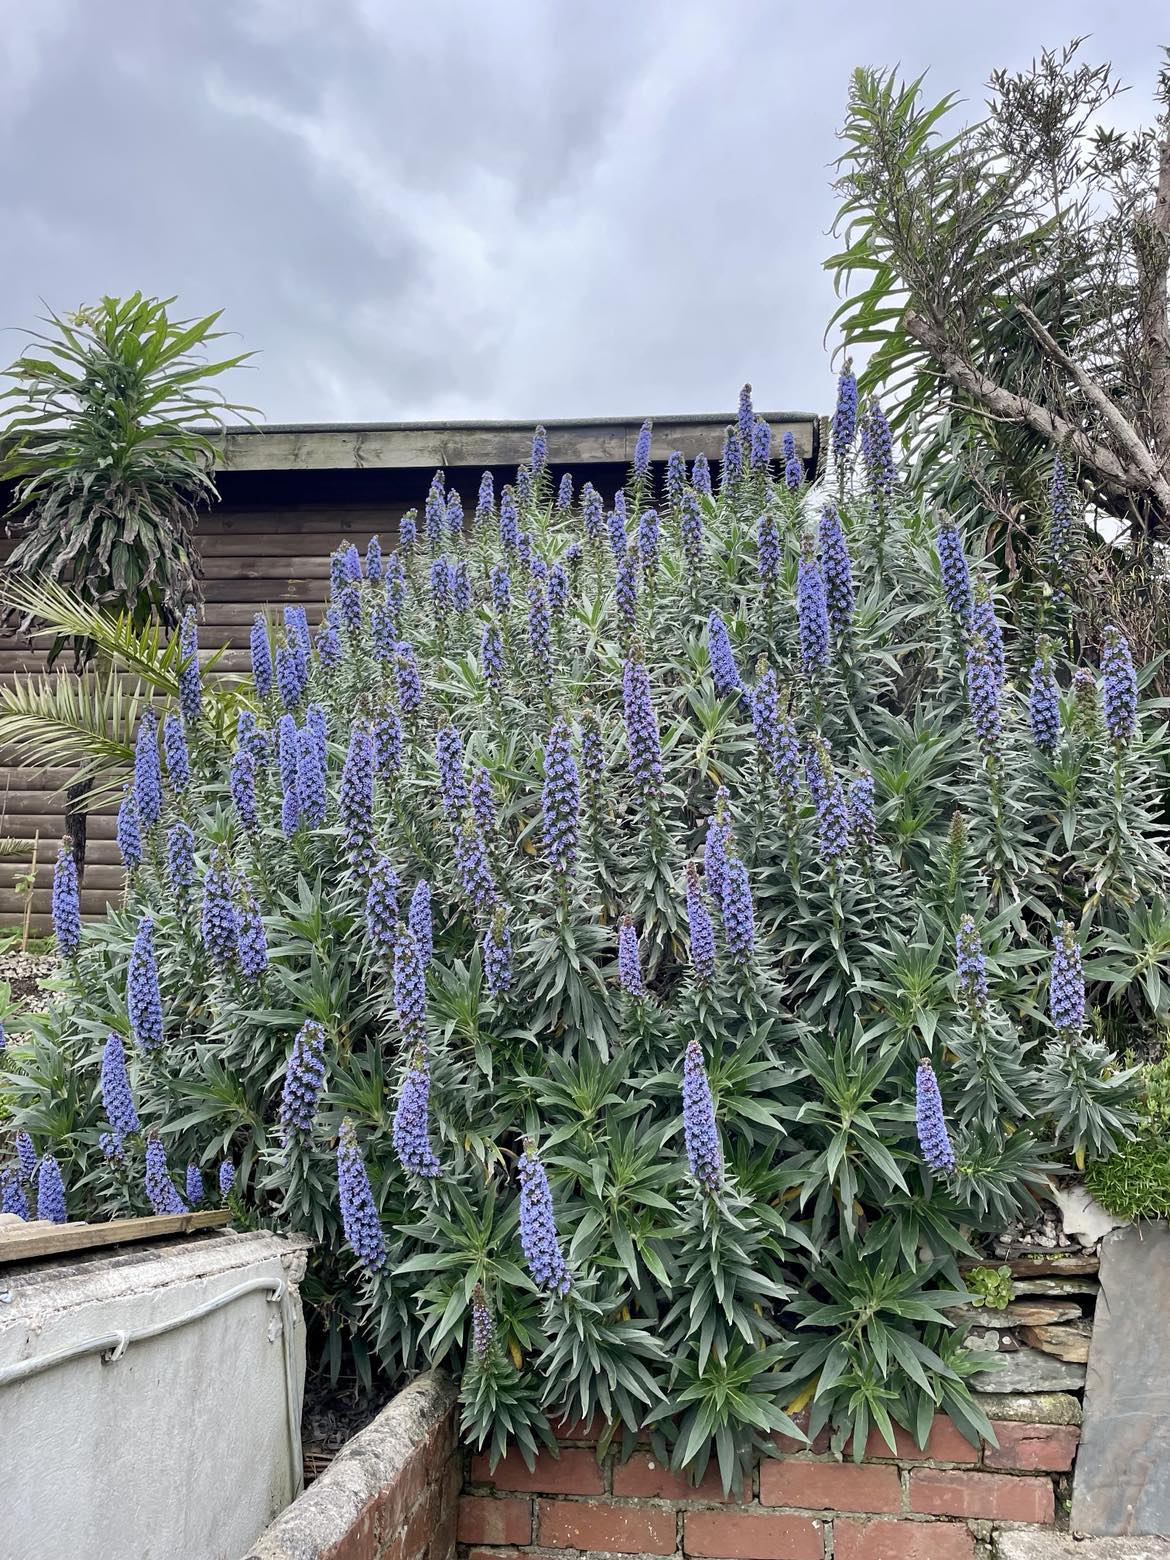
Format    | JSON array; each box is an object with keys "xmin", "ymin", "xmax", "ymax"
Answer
[{"xmin": 2, "ymin": 2, "xmax": 1163, "ymax": 425}]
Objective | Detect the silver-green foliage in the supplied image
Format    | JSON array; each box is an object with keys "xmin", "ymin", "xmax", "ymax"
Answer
[{"xmin": 2, "ymin": 411, "xmax": 1162, "ymax": 1485}]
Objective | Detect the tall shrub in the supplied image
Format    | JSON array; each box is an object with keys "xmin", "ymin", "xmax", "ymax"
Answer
[{"xmin": 2, "ymin": 391, "xmax": 1158, "ymax": 1483}]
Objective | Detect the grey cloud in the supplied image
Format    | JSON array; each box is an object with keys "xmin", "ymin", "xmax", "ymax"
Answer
[{"xmin": 1, "ymin": 0, "xmax": 1165, "ymax": 423}]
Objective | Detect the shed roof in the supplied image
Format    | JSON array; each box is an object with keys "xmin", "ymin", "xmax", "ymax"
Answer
[{"xmin": 214, "ymin": 412, "xmax": 821, "ymax": 474}]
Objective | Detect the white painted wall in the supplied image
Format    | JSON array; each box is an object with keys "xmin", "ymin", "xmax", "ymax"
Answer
[{"xmin": 0, "ymin": 1230, "xmax": 310, "ymax": 1560}]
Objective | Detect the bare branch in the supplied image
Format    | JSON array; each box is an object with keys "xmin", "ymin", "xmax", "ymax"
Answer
[
  {"xmin": 902, "ymin": 307, "xmax": 1149, "ymax": 495},
  {"xmin": 1015, "ymin": 301, "xmax": 1170, "ymax": 517},
  {"xmin": 1136, "ymin": 118, "xmax": 1170, "ymax": 464}
]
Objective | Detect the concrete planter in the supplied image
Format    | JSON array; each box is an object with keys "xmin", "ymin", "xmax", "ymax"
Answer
[
  {"xmin": 0, "ymin": 1229, "xmax": 310, "ymax": 1560},
  {"xmin": 244, "ymin": 1371, "xmax": 458, "ymax": 1560}
]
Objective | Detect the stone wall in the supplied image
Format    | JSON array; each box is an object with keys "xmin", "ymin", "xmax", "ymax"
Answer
[
  {"xmin": 459, "ymin": 1402, "xmax": 1081, "ymax": 1559},
  {"xmin": 245, "ymin": 1371, "xmax": 459, "ymax": 1560}
]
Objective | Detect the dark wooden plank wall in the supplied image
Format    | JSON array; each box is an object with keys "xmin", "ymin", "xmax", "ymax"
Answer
[
  {"xmin": 0, "ymin": 483, "xmax": 410, "ymax": 930},
  {"xmin": 0, "ymin": 424, "xmax": 820, "ymax": 932}
]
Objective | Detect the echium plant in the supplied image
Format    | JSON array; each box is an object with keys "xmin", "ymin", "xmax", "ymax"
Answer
[{"xmin": 3, "ymin": 384, "xmax": 1161, "ymax": 1487}]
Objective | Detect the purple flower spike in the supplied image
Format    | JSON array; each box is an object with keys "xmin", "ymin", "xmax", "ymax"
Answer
[
  {"xmin": 116, "ymin": 790, "xmax": 142, "ymax": 872},
  {"xmin": 542, "ymin": 717, "xmax": 580, "ymax": 880},
  {"xmin": 471, "ymin": 1285, "xmax": 495, "ymax": 1358},
  {"xmin": 1050, "ymin": 921, "xmax": 1085, "ymax": 1038},
  {"xmin": 831, "ymin": 360, "xmax": 858, "ymax": 465},
  {"xmin": 1101, "ymin": 625, "xmax": 1138, "ymax": 747},
  {"xmin": 617, "ymin": 916, "xmax": 644, "ymax": 998},
  {"xmin": 100, "ymin": 1033, "xmax": 139, "ymax": 1141},
  {"xmin": 722, "ymin": 856, "xmax": 755, "ymax": 967},
  {"xmin": 757, "ymin": 510, "xmax": 780, "ymax": 587},
  {"xmin": 1028, "ymin": 648, "xmax": 1061, "ymax": 756},
  {"xmin": 134, "ymin": 711, "xmax": 162, "ymax": 829},
  {"xmin": 1, "ymin": 1171, "xmax": 28, "ymax": 1220},
  {"xmin": 177, "ymin": 608, "xmax": 202, "ymax": 724},
  {"xmin": 818, "ymin": 503, "xmax": 855, "ymax": 635},
  {"xmin": 708, "ymin": 611, "xmax": 743, "ymax": 699},
  {"xmin": 621, "ymin": 649, "xmax": 663, "ymax": 802},
  {"xmin": 738, "ymin": 383, "xmax": 754, "ymax": 446},
  {"xmin": 435, "ymin": 724, "xmax": 468, "ymax": 820},
  {"xmin": 250, "ymin": 615, "xmax": 273, "ymax": 697},
  {"xmin": 15, "ymin": 1132, "xmax": 36, "ymax": 1183},
  {"xmin": 483, "ymin": 906, "xmax": 513, "ymax": 998},
  {"xmin": 516, "ymin": 1145, "xmax": 572, "ymax": 1296},
  {"xmin": 395, "ymin": 924, "xmax": 429, "ymax": 1053},
  {"xmin": 128, "ymin": 915, "xmax": 164, "ymax": 1052},
  {"xmin": 339, "ymin": 721, "xmax": 376, "ymax": 872},
  {"xmin": 915, "ymin": 1060, "xmax": 955, "ymax": 1173},
  {"xmin": 396, "ymin": 642, "xmax": 424, "ymax": 717},
  {"xmin": 784, "ymin": 429, "xmax": 804, "ymax": 491},
  {"xmin": 337, "ymin": 1119, "xmax": 386, "ymax": 1272},
  {"xmin": 937, "ymin": 522, "xmax": 974, "ymax": 623},
  {"xmin": 236, "ymin": 885, "xmax": 268, "ymax": 982},
  {"xmin": 454, "ymin": 820, "xmax": 498, "ymax": 917},
  {"xmin": 750, "ymin": 416, "xmax": 772, "ymax": 470},
  {"xmin": 682, "ymin": 1039, "xmax": 722, "ymax": 1193},
  {"xmin": 52, "ymin": 848, "xmax": 82, "ymax": 954},
  {"xmin": 720, "ymin": 426, "xmax": 743, "ymax": 489},
  {"xmin": 956, "ymin": 915, "xmax": 989, "ymax": 1015},
  {"xmin": 797, "ymin": 536, "xmax": 831, "ymax": 675},
  {"xmin": 163, "ymin": 713, "xmax": 190, "ymax": 793},
  {"xmin": 201, "ymin": 854, "xmax": 240, "ymax": 969},
  {"xmin": 393, "ymin": 1053, "xmax": 442, "ymax": 1179},
  {"xmin": 965, "ymin": 633, "xmax": 1003, "ymax": 753},
  {"xmin": 703, "ymin": 792, "xmax": 732, "ymax": 908},
  {"xmin": 607, "ymin": 493, "xmax": 628, "ymax": 563},
  {"xmin": 36, "ymin": 1154, "xmax": 68, "ymax": 1223},
  {"xmin": 408, "ymin": 879, "xmax": 433, "ymax": 968},
  {"xmin": 633, "ymin": 420, "xmax": 653, "ymax": 481},
  {"xmin": 680, "ymin": 491, "xmax": 703, "ymax": 574},
  {"xmin": 365, "ymin": 856, "xmax": 400, "ymax": 959},
  {"xmin": 279, "ymin": 1019, "xmax": 328, "ymax": 1150},
  {"xmin": 144, "ymin": 1135, "xmax": 187, "ymax": 1215},
  {"xmin": 685, "ymin": 863, "xmax": 716, "ymax": 986},
  {"xmin": 615, "ymin": 547, "xmax": 639, "ymax": 627}
]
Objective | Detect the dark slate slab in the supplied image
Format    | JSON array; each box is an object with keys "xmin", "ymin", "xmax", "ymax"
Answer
[{"xmin": 1072, "ymin": 1223, "xmax": 1170, "ymax": 1536}]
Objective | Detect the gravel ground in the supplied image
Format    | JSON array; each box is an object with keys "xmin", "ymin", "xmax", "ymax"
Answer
[{"xmin": 0, "ymin": 950, "xmax": 59, "ymax": 1012}]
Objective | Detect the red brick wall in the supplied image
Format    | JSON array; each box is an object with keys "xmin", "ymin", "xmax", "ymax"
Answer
[{"xmin": 459, "ymin": 1411, "xmax": 1078, "ymax": 1559}]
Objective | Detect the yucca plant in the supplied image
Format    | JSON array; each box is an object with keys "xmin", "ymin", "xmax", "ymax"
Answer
[
  {"xmin": 1, "ymin": 293, "xmax": 251, "ymax": 652},
  {"xmin": 1, "ymin": 293, "xmax": 251, "ymax": 862}
]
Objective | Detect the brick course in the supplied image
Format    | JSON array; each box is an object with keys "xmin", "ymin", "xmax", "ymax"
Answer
[
  {"xmin": 467, "ymin": 1447, "xmax": 603, "ymax": 1497},
  {"xmin": 759, "ymin": 1459, "xmax": 901, "ymax": 1513},
  {"xmin": 835, "ymin": 1517, "xmax": 977, "ymax": 1559},
  {"xmin": 460, "ymin": 1409, "xmax": 1078, "ymax": 1560},
  {"xmin": 537, "ymin": 1498, "xmax": 676, "ymax": 1553},
  {"xmin": 683, "ymin": 1509, "xmax": 823, "ymax": 1559},
  {"xmin": 985, "ymin": 1420, "xmax": 1080, "ymax": 1472},
  {"xmin": 909, "ymin": 1467, "xmax": 1055, "ymax": 1522}
]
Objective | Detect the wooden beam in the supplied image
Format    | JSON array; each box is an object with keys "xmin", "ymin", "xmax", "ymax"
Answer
[
  {"xmin": 215, "ymin": 415, "xmax": 819, "ymax": 474},
  {"xmin": 0, "ymin": 1208, "xmax": 230, "ymax": 1265}
]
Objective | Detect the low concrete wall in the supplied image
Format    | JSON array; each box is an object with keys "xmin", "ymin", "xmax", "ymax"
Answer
[
  {"xmin": 0, "ymin": 1230, "xmax": 310, "ymax": 1560},
  {"xmin": 244, "ymin": 1371, "xmax": 459, "ymax": 1560}
]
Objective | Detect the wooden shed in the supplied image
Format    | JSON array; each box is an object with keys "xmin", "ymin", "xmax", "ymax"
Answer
[{"xmin": 0, "ymin": 410, "xmax": 820, "ymax": 929}]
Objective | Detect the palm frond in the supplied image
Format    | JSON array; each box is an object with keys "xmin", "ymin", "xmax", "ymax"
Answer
[
  {"xmin": 0, "ymin": 665, "xmax": 145, "ymax": 809},
  {"xmin": 0, "ymin": 574, "xmax": 190, "ymax": 691}
]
